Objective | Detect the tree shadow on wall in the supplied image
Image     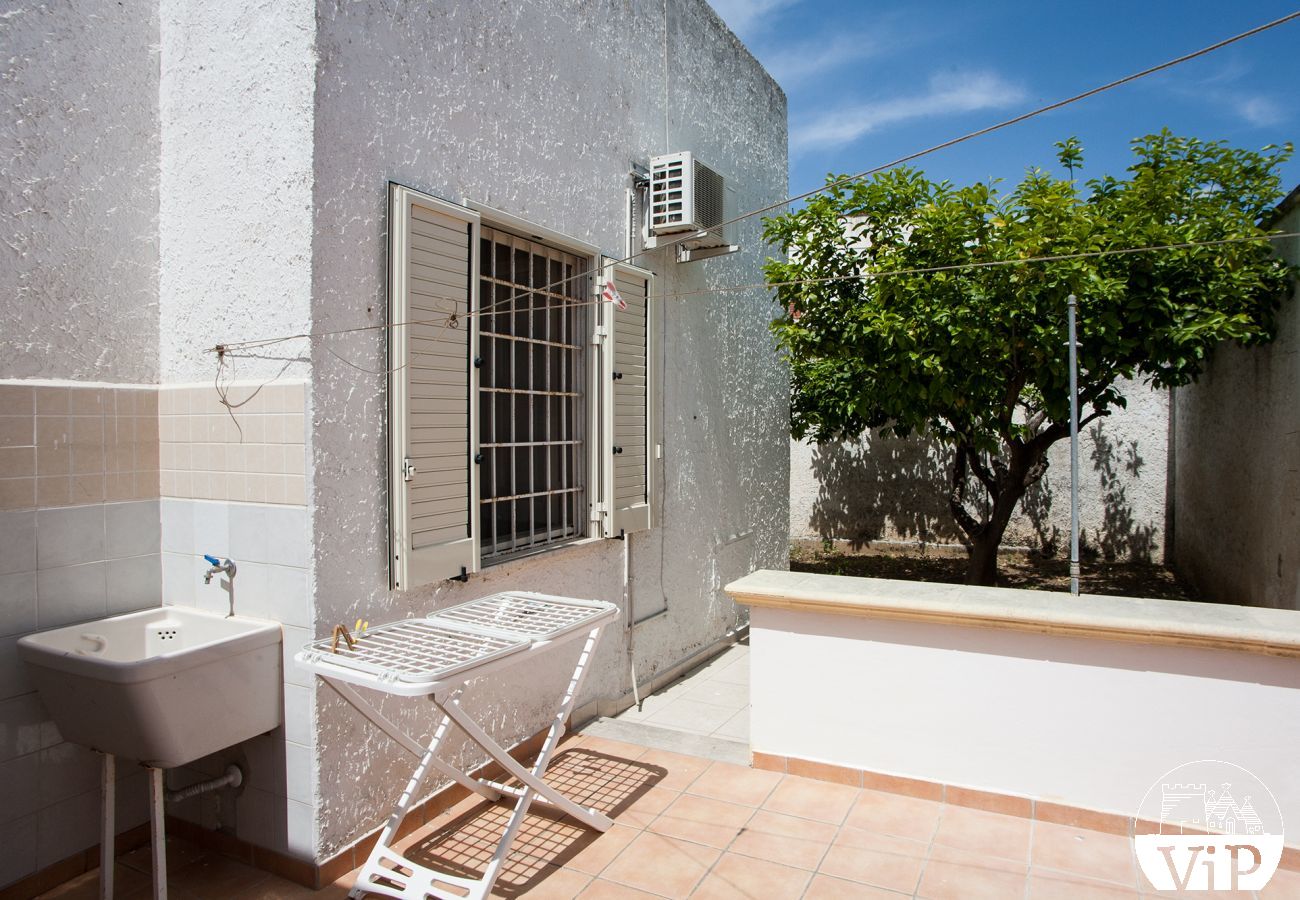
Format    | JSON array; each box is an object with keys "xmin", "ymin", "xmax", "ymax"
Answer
[
  {"xmin": 808, "ymin": 431, "xmax": 964, "ymax": 549},
  {"xmin": 1022, "ymin": 420, "xmax": 1157, "ymax": 562},
  {"xmin": 809, "ymin": 421, "xmax": 1157, "ymax": 561}
]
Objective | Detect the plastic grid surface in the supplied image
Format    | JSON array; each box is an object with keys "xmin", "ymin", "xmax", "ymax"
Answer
[
  {"xmin": 301, "ymin": 619, "xmax": 528, "ymax": 684},
  {"xmin": 433, "ymin": 594, "xmax": 609, "ymax": 641}
]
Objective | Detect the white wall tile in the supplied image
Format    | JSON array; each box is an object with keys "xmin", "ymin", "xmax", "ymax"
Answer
[
  {"xmin": 37, "ymin": 741, "xmax": 99, "ymax": 806},
  {"xmin": 161, "ymin": 551, "xmax": 196, "ymax": 608},
  {"xmin": 35, "ymin": 505, "xmax": 106, "ymax": 569},
  {"xmin": 281, "ymin": 625, "xmax": 312, "ymax": 687},
  {"xmin": 235, "ymin": 785, "xmax": 288, "ymax": 854},
  {"xmin": 0, "ymin": 635, "xmax": 32, "ymax": 701},
  {"xmin": 286, "ymin": 797, "xmax": 315, "ymax": 858},
  {"xmin": 160, "ymin": 498, "xmax": 194, "ymax": 553},
  {"xmin": 0, "ymin": 511, "xmax": 37, "ymax": 576},
  {"xmin": 35, "ymin": 788, "xmax": 98, "ymax": 868},
  {"xmin": 35, "ymin": 561, "xmax": 107, "ymax": 629},
  {"xmin": 0, "ymin": 572, "xmax": 37, "ymax": 637},
  {"xmin": 105, "ymin": 500, "xmax": 160, "ymax": 559},
  {"xmin": 106, "ymin": 554, "xmax": 161, "ymax": 615},
  {"xmin": 284, "ymin": 740, "xmax": 312, "ymax": 804},
  {"xmin": 0, "ymin": 694, "xmax": 54, "ymax": 762},
  {"xmin": 191, "ymin": 499, "xmax": 230, "ymax": 557},
  {"xmin": 229, "ymin": 503, "xmax": 308, "ymax": 567},
  {"xmin": 0, "ymin": 751, "xmax": 39, "ymax": 823},
  {"xmin": 282, "ymin": 683, "xmax": 313, "ymax": 746},
  {"xmin": 0, "ymin": 813, "xmax": 37, "ymax": 887}
]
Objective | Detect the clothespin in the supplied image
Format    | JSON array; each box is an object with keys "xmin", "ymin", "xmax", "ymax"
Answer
[{"xmin": 331, "ymin": 623, "xmax": 357, "ymax": 653}]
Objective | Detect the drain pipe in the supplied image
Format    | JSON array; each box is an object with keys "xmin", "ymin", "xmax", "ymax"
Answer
[
  {"xmin": 164, "ymin": 764, "xmax": 243, "ymax": 804},
  {"xmin": 1067, "ymin": 293, "xmax": 1081, "ymax": 596}
]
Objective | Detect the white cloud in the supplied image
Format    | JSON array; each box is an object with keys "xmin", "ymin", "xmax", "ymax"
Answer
[
  {"xmin": 708, "ymin": 0, "xmax": 800, "ymax": 40},
  {"xmin": 1235, "ymin": 96, "xmax": 1284, "ymax": 127},
  {"xmin": 791, "ymin": 70, "xmax": 1026, "ymax": 153},
  {"xmin": 762, "ymin": 32, "xmax": 882, "ymax": 86}
]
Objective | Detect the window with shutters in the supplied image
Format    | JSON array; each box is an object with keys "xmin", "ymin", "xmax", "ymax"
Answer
[{"xmin": 388, "ymin": 185, "xmax": 656, "ymax": 591}]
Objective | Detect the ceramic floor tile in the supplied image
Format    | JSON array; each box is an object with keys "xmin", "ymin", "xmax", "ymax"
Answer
[
  {"xmin": 576, "ymin": 878, "xmax": 665, "ymax": 899},
  {"xmin": 762, "ymin": 775, "xmax": 860, "ymax": 825},
  {"xmin": 802, "ymin": 873, "xmax": 906, "ymax": 899},
  {"xmin": 816, "ymin": 837, "xmax": 926, "ymax": 895},
  {"xmin": 1029, "ymin": 869, "xmax": 1144, "ymax": 899},
  {"xmin": 1032, "ymin": 821, "xmax": 1140, "ymax": 887},
  {"xmin": 685, "ymin": 760, "xmax": 781, "ymax": 808},
  {"xmin": 711, "ymin": 707, "xmax": 750, "ymax": 742},
  {"xmin": 917, "ymin": 844, "xmax": 1029, "ymax": 900},
  {"xmin": 1256, "ymin": 866, "xmax": 1300, "ymax": 898},
  {"xmin": 680, "ymin": 679, "xmax": 749, "ymax": 709},
  {"xmin": 842, "ymin": 789, "xmax": 943, "ymax": 843},
  {"xmin": 632, "ymin": 748, "xmax": 712, "ymax": 793},
  {"xmin": 560, "ymin": 824, "xmax": 641, "ymax": 876},
  {"xmin": 728, "ymin": 823, "xmax": 830, "ymax": 871},
  {"xmin": 600, "ymin": 830, "xmax": 720, "ymax": 897},
  {"xmin": 690, "ymin": 852, "xmax": 812, "ymax": 899},
  {"xmin": 931, "ymin": 803, "xmax": 1032, "ymax": 862}
]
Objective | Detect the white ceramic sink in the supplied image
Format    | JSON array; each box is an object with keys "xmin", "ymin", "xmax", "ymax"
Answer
[{"xmin": 19, "ymin": 606, "xmax": 282, "ymax": 768}]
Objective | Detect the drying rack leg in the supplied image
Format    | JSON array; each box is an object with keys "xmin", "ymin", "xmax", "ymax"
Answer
[{"xmin": 100, "ymin": 753, "xmax": 114, "ymax": 900}]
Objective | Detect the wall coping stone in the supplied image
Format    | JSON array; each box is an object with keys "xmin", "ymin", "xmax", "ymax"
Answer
[{"xmin": 725, "ymin": 569, "xmax": 1300, "ymax": 658}]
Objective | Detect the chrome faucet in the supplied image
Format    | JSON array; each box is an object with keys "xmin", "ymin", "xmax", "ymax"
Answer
[{"xmin": 203, "ymin": 555, "xmax": 237, "ymax": 584}]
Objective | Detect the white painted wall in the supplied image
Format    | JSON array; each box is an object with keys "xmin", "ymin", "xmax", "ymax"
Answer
[
  {"xmin": 750, "ymin": 604, "xmax": 1300, "ymax": 827},
  {"xmin": 306, "ymin": 0, "xmax": 788, "ymax": 856},
  {"xmin": 0, "ymin": 1, "xmax": 160, "ymax": 383},
  {"xmin": 158, "ymin": 0, "xmax": 316, "ymax": 383},
  {"xmin": 790, "ymin": 381, "xmax": 1170, "ymax": 561},
  {"xmin": 1174, "ymin": 196, "xmax": 1300, "ymax": 610}
]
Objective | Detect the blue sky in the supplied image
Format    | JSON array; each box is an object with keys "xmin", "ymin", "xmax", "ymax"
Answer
[{"xmin": 711, "ymin": 0, "xmax": 1300, "ymax": 205}]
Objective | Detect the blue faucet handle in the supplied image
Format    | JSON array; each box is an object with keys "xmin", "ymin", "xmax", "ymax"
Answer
[{"xmin": 203, "ymin": 554, "xmax": 221, "ymax": 566}]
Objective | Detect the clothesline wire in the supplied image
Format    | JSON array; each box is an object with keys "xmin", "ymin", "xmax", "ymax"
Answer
[
  {"xmin": 212, "ymin": 229, "xmax": 1300, "ymax": 365},
  {"xmin": 208, "ymin": 9, "xmax": 1300, "ymax": 360}
]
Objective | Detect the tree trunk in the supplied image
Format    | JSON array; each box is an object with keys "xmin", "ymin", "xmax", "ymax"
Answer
[
  {"xmin": 961, "ymin": 459, "xmax": 1036, "ymax": 586},
  {"xmin": 965, "ymin": 533, "xmax": 1000, "ymax": 585}
]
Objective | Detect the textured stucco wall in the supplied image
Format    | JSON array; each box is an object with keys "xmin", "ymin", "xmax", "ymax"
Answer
[
  {"xmin": 1174, "ymin": 201, "xmax": 1300, "ymax": 609},
  {"xmin": 158, "ymin": 0, "xmax": 316, "ymax": 383},
  {"xmin": 308, "ymin": 0, "xmax": 787, "ymax": 856},
  {"xmin": 791, "ymin": 381, "xmax": 1170, "ymax": 562},
  {"xmin": 0, "ymin": 2, "xmax": 160, "ymax": 382}
]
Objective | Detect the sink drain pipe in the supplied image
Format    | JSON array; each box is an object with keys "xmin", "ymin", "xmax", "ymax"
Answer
[{"xmin": 164, "ymin": 763, "xmax": 243, "ymax": 804}]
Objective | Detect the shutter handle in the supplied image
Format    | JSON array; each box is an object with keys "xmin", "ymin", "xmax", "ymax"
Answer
[
  {"xmin": 612, "ymin": 371, "xmax": 623, "ymax": 380},
  {"xmin": 402, "ymin": 458, "xmax": 416, "ymax": 482},
  {"xmin": 613, "ymin": 446, "xmax": 623, "ymax": 455},
  {"xmin": 474, "ymin": 453, "xmax": 483, "ymax": 464},
  {"xmin": 473, "ymin": 356, "xmax": 483, "ymax": 368}
]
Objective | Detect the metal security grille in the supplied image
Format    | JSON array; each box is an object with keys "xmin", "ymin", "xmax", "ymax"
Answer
[{"xmin": 478, "ymin": 226, "xmax": 587, "ymax": 562}]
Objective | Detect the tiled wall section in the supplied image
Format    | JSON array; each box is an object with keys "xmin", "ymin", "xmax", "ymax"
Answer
[
  {"xmin": 160, "ymin": 383, "xmax": 306, "ymax": 506},
  {"xmin": 161, "ymin": 497, "xmax": 316, "ymax": 859},
  {"xmin": 0, "ymin": 383, "xmax": 159, "ymax": 510},
  {"xmin": 0, "ymin": 500, "xmax": 161, "ymax": 886}
]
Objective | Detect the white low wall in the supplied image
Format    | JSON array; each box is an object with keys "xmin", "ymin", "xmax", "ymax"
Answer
[{"xmin": 729, "ymin": 571, "xmax": 1300, "ymax": 828}]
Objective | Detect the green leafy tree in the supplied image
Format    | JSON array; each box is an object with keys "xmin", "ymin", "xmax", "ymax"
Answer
[{"xmin": 765, "ymin": 131, "xmax": 1294, "ymax": 585}]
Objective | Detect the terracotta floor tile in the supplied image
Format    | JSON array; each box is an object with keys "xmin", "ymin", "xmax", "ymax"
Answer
[
  {"xmin": 506, "ymin": 865, "xmax": 595, "ymax": 899},
  {"xmin": 660, "ymin": 793, "xmax": 756, "ymax": 829},
  {"xmin": 560, "ymin": 824, "xmax": 642, "ymax": 876},
  {"xmin": 634, "ymin": 748, "xmax": 713, "ymax": 793},
  {"xmin": 762, "ymin": 776, "xmax": 860, "ymax": 825},
  {"xmin": 932, "ymin": 804, "xmax": 1032, "ymax": 862},
  {"xmin": 728, "ymin": 825, "xmax": 830, "ymax": 871},
  {"xmin": 690, "ymin": 852, "xmax": 812, "ymax": 899},
  {"xmin": 1258, "ymin": 866, "xmax": 1300, "ymax": 898},
  {"xmin": 842, "ymin": 789, "xmax": 942, "ymax": 843},
  {"xmin": 743, "ymin": 809, "xmax": 839, "ymax": 845},
  {"xmin": 600, "ymin": 830, "xmax": 721, "ymax": 897},
  {"xmin": 1032, "ymin": 821, "xmax": 1139, "ymax": 887},
  {"xmin": 802, "ymin": 873, "xmax": 907, "ymax": 899},
  {"xmin": 1029, "ymin": 869, "xmax": 1143, "ymax": 899},
  {"xmin": 576, "ymin": 877, "xmax": 665, "ymax": 899},
  {"xmin": 817, "ymin": 836, "xmax": 926, "ymax": 894},
  {"xmin": 917, "ymin": 844, "xmax": 1029, "ymax": 900},
  {"xmin": 686, "ymin": 760, "xmax": 782, "ymax": 808},
  {"xmin": 647, "ymin": 814, "xmax": 747, "ymax": 850},
  {"xmin": 119, "ymin": 838, "xmax": 208, "ymax": 875},
  {"xmin": 34, "ymin": 864, "xmax": 153, "ymax": 900},
  {"xmin": 163, "ymin": 853, "xmax": 272, "ymax": 899},
  {"xmin": 615, "ymin": 785, "xmax": 680, "ymax": 829}
]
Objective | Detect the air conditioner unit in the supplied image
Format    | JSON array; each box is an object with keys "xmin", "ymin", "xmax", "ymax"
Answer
[{"xmin": 645, "ymin": 152, "xmax": 726, "ymax": 249}]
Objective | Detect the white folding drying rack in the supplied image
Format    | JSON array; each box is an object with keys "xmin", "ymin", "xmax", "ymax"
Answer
[{"xmin": 296, "ymin": 591, "xmax": 618, "ymax": 900}]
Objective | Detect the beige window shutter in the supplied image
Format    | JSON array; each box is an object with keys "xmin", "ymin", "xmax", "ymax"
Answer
[
  {"xmin": 388, "ymin": 184, "xmax": 481, "ymax": 589},
  {"xmin": 599, "ymin": 259, "xmax": 656, "ymax": 537}
]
